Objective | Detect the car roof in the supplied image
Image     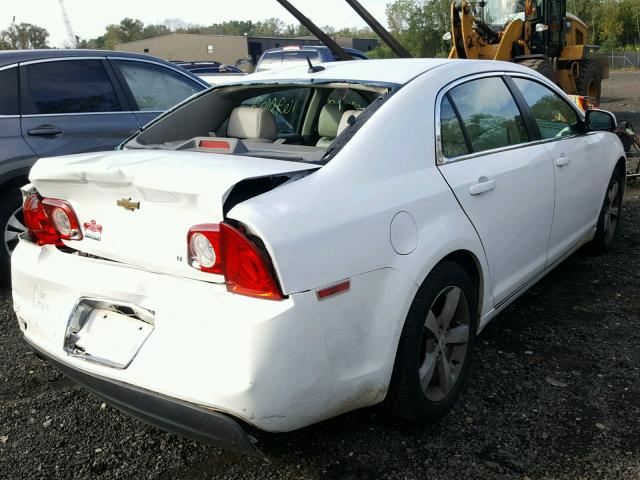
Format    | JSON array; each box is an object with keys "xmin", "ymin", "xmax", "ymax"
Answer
[
  {"xmin": 0, "ymin": 49, "xmax": 197, "ymax": 71},
  {"xmin": 239, "ymin": 58, "xmax": 544, "ymax": 88}
]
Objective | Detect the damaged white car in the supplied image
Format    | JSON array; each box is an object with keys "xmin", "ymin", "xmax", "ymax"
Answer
[{"xmin": 12, "ymin": 58, "xmax": 625, "ymax": 454}]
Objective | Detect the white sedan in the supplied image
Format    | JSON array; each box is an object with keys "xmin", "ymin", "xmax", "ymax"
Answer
[{"xmin": 11, "ymin": 59, "xmax": 625, "ymax": 454}]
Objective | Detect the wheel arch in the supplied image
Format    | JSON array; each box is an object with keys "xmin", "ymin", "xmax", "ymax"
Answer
[
  {"xmin": 437, "ymin": 249, "xmax": 485, "ymax": 319},
  {"xmin": 0, "ymin": 168, "xmax": 31, "ymax": 198}
]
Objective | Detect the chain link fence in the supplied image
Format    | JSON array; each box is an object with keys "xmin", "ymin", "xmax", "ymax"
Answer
[{"xmin": 599, "ymin": 50, "xmax": 640, "ymax": 70}]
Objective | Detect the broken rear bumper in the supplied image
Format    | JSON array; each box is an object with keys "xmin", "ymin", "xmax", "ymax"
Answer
[{"xmin": 26, "ymin": 338, "xmax": 260, "ymax": 456}]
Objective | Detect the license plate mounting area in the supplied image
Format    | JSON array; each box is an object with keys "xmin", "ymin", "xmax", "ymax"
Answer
[{"xmin": 64, "ymin": 298, "xmax": 155, "ymax": 369}]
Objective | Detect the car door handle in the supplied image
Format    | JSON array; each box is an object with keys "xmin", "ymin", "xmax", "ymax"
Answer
[
  {"xmin": 469, "ymin": 179, "xmax": 496, "ymax": 196},
  {"xmin": 555, "ymin": 156, "xmax": 571, "ymax": 167},
  {"xmin": 27, "ymin": 125, "xmax": 63, "ymax": 137}
]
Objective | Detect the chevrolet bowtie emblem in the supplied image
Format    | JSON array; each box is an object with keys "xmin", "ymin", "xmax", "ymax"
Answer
[{"xmin": 117, "ymin": 198, "xmax": 140, "ymax": 211}]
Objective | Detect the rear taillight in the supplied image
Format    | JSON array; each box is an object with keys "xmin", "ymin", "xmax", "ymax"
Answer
[
  {"xmin": 23, "ymin": 194, "xmax": 82, "ymax": 245},
  {"xmin": 187, "ymin": 222, "xmax": 284, "ymax": 300},
  {"xmin": 187, "ymin": 224, "xmax": 222, "ymax": 274},
  {"xmin": 41, "ymin": 198, "xmax": 82, "ymax": 240}
]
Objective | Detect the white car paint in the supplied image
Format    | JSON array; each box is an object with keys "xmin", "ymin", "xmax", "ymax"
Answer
[
  {"xmin": 197, "ymin": 73, "xmax": 248, "ymax": 86},
  {"xmin": 11, "ymin": 59, "xmax": 625, "ymax": 438}
]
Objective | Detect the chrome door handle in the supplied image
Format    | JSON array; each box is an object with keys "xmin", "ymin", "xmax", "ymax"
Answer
[
  {"xmin": 469, "ymin": 179, "xmax": 496, "ymax": 196},
  {"xmin": 27, "ymin": 125, "xmax": 63, "ymax": 137},
  {"xmin": 555, "ymin": 156, "xmax": 570, "ymax": 167}
]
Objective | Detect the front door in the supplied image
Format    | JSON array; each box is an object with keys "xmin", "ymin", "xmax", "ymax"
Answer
[
  {"xmin": 437, "ymin": 76, "xmax": 555, "ymax": 305},
  {"xmin": 511, "ymin": 76, "xmax": 612, "ymax": 263}
]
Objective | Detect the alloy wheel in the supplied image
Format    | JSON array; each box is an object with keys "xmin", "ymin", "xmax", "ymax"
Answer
[
  {"xmin": 4, "ymin": 206, "xmax": 26, "ymax": 256},
  {"xmin": 603, "ymin": 179, "xmax": 621, "ymax": 245},
  {"xmin": 418, "ymin": 285, "xmax": 471, "ymax": 402}
]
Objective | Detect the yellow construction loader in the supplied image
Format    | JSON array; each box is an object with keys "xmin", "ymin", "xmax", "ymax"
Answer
[
  {"xmin": 448, "ymin": 0, "xmax": 608, "ymax": 102},
  {"xmin": 276, "ymin": 0, "xmax": 607, "ymax": 104}
]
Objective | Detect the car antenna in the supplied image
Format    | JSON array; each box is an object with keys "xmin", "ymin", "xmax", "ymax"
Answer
[{"xmin": 307, "ymin": 56, "xmax": 325, "ymax": 73}]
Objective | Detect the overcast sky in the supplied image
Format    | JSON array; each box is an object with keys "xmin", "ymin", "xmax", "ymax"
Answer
[{"xmin": 2, "ymin": 0, "xmax": 390, "ymax": 47}]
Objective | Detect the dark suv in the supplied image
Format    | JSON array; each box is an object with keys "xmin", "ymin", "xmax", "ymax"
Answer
[{"xmin": 0, "ymin": 50, "xmax": 208, "ymax": 277}]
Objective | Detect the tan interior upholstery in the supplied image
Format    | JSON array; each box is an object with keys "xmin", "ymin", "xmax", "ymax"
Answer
[
  {"xmin": 227, "ymin": 106, "xmax": 277, "ymax": 143},
  {"xmin": 337, "ymin": 110, "xmax": 363, "ymax": 136},
  {"xmin": 316, "ymin": 104, "xmax": 343, "ymax": 148}
]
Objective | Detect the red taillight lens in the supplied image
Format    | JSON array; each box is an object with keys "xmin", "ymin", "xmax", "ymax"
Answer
[
  {"xmin": 187, "ymin": 222, "xmax": 284, "ymax": 300},
  {"xmin": 23, "ymin": 195, "xmax": 82, "ymax": 245},
  {"xmin": 23, "ymin": 194, "xmax": 60, "ymax": 245},
  {"xmin": 41, "ymin": 198, "xmax": 82, "ymax": 240},
  {"xmin": 221, "ymin": 223, "xmax": 284, "ymax": 300},
  {"xmin": 187, "ymin": 224, "xmax": 222, "ymax": 274}
]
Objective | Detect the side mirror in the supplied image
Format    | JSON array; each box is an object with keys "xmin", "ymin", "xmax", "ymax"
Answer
[{"xmin": 585, "ymin": 109, "xmax": 617, "ymax": 132}]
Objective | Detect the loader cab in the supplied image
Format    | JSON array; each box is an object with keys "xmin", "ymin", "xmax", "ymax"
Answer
[
  {"xmin": 480, "ymin": 0, "xmax": 567, "ymax": 58},
  {"xmin": 525, "ymin": 0, "xmax": 567, "ymax": 58}
]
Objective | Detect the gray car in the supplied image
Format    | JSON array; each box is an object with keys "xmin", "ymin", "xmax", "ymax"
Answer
[{"xmin": 0, "ymin": 50, "xmax": 208, "ymax": 278}]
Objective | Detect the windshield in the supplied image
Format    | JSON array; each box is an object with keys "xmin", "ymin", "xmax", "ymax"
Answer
[{"xmin": 483, "ymin": 0, "xmax": 526, "ymax": 25}]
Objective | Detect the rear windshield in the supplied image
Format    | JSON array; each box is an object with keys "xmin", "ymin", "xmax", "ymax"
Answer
[
  {"xmin": 257, "ymin": 51, "xmax": 321, "ymax": 71},
  {"xmin": 126, "ymin": 82, "xmax": 393, "ymax": 164}
]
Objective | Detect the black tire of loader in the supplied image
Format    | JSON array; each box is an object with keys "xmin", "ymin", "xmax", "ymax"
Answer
[
  {"xmin": 576, "ymin": 60, "xmax": 602, "ymax": 104},
  {"xmin": 516, "ymin": 57, "xmax": 555, "ymax": 82}
]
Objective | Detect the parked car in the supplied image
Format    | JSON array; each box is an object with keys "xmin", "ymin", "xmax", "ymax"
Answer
[
  {"xmin": 12, "ymin": 59, "xmax": 625, "ymax": 455},
  {"xmin": 255, "ymin": 44, "xmax": 368, "ymax": 72},
  {"xmin": 173, "ymin": 61, "xmax": 247, "ymax": 85},
  {"xmin": 0, "ymin": 49, "xmax": 209, "ymax": 278}
]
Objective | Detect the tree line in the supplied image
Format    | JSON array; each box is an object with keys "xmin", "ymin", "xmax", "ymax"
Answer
[{"xmin": 1, "ymin": 1, "xmax": 638, "ymax": 54}]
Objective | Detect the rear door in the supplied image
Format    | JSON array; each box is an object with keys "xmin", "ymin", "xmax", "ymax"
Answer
[
  {"xmin": 20, "ymin": 58, "xmax": 139, "ymax": 157},
  {"xmin": 109, "ymin": 59, "xmax": 204, "ymax": 128},
  {"xmin": 510, "ymin": 76, "xmax": 611, "ymax": 263},
  {"xmin": 437, "ymin": 75, "xmax": 555, "ymax": 305}
]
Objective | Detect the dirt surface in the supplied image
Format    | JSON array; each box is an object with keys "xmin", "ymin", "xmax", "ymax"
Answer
[{"xmin": 1, "ymin": 72, "xmax": 640, "ymax": 480}]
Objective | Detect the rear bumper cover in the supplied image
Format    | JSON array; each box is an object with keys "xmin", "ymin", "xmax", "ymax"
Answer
[{"xmin": 26, "ymin": 338, "xmax": 260, "ymax": 456}]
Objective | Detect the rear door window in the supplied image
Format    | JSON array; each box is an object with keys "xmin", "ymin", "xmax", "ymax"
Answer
[
  {"xmin": 447, "ymin": 77, "xmax": 529, "ymax": 154},
  {"xmin": 242, "ymin": 88, "xmax": 310, "ymax": 136},
  {"xmin": 21, "ymin": 60, "xmax": 121, "ymax": 114},
  {"xmin": 512, "ymin": 77, "xmax": 581, "ymax": 139},
  {"xmin": 0, "ymin": 67, "xmax": 19, "ymax": 115},
  {"xmin": 114, "ymin": 60, "xmax": 202, "ymax": 111},
  {"xmin": 440, "ymin": 96, "xmax": 470, "ymax": 158}
]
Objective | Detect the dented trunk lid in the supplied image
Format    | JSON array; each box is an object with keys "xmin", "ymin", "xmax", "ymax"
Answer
[{"xmin": 29, "ymin": 150, "xmax": 318, "ymax": 281}]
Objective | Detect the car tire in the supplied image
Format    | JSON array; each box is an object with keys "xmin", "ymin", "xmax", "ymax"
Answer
[
  {"xmin": 0, "ymin": 188, "xmax": 26, "ymax": 282},
  {"xmin": 385, "ymin": 261, "xmax": 478, "ymax": 423},
  {"xmin": 587, "ymin": 168, "xmax": 624, "ymax": 255}
]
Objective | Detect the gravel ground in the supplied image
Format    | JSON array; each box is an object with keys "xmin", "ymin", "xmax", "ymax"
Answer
[{"xmin": 1, "ymin": 72, "xmax": 640, "ymax": 480}]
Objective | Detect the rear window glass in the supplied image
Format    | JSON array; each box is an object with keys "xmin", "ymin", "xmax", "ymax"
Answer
[
  {"xmin": 258, "ymin": 51, "xmax": 320, "ymax": 71},
  {"xmin": 115, "ymin": 60, "xmax": 201, "ymax": 111},
  {"xmin": 22, "ymin": 60, "xmax": 121, "ymax": 115},
  {"xmin": 327, "ymin": 88, "xmax": 368, "ymax": 111},
  {"xmin": 440, "ymin": 96, "xmax": 469, "ymax": 158},
  {"xmin": 448, "ymin": 77, "xmax": 529, "ymax": 154},
  {"xmin": 0, "ymin": 67, "xmax": 18, "ymax": 115},
  {"xmin": 242, "ymin": 87, "xmax": 310, "ymax": 135}
]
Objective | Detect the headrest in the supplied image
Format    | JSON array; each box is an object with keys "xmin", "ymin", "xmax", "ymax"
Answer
[
  {"xmin": 318, "ymin": 104, "xmax": 343, "ymax": 138},
  {"xmin": 337, "ymin": 110, "xmax": 363, "ymax": 136},
  {"xmin": 227, "ymin": 106, "xmax": 276, "ymax": 141}
]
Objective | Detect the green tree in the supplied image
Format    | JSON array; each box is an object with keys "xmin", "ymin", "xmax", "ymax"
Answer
[{"xmin": 1, "ymin": 22, "xmax": 49, "ymax": 49}]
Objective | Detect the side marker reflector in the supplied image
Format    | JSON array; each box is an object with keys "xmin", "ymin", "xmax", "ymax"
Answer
[{"xmin": 316, "ymin": 280, "xmax": 350, "ymax": 300}]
